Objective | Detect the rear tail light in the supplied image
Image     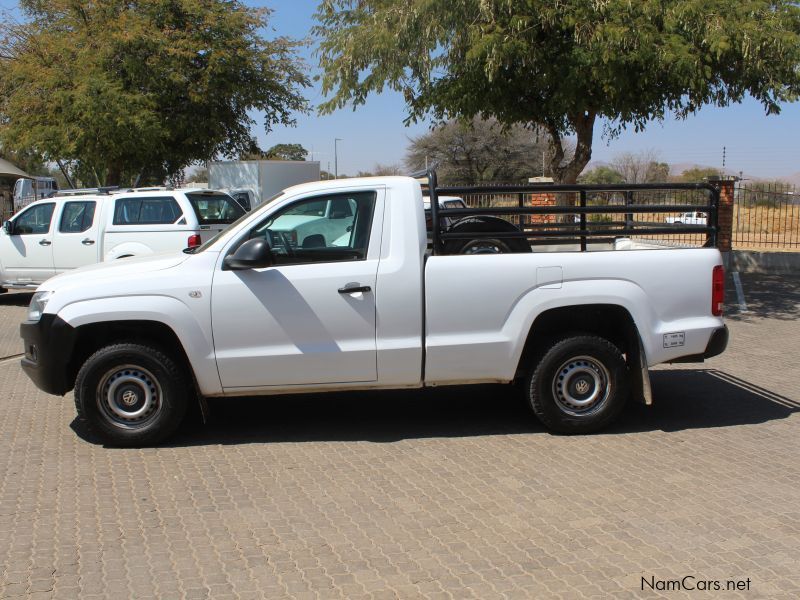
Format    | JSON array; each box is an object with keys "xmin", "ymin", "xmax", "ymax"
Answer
[
  {"xmin": 187, "ymin": 234, "xmax": 202, "ymax": 249},
  {"xmin": 712, "ymin": 265, "xmax": 724, "ymax": 316}
]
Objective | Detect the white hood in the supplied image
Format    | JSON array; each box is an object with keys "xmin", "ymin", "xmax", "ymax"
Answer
[{"xmin": 42, "ymin": 252, "xmax": 190, "ymax": 291}]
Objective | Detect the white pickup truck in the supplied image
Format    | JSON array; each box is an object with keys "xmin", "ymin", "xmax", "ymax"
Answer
[{"xmin": 20, "ymin": 175, "xmax": 728, "ymax": 446}]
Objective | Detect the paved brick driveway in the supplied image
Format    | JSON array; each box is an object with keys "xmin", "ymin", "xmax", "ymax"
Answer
[{"xmin": 0, "ymin": 273, "xmax": 798, "ymax": 599}]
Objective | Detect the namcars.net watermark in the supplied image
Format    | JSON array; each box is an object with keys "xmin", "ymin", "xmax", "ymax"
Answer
[{"xmin": 642, "ymin": 575, "xmax": 752, "ymax": 592}]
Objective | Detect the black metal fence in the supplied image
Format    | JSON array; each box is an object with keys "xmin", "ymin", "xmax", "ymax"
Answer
[
  {"xmin": 425, "ymin": 171, "xmax": 719, "ymax": 254},
  {"xmin": 734, "ymin": 182, "xmax": 800, "ymax": 249}
]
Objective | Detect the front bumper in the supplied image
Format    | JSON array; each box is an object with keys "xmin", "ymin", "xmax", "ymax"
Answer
[{"xmin": 20, "ymin": 314, "xmax": 77, "ymax": 396}]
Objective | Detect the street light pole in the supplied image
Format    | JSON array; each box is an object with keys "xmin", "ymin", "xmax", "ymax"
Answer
[{"xmin": 334, "ymin": 138, "xmax": 342, "ymax": 179}]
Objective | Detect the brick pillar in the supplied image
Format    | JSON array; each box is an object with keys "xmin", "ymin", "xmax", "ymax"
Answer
[
  {"xmin": 711, "ymin": 178, "xmax": 735, "ymax": 253},
  {"xmin": 529, "ymin": 192, "xmax": 557, "ymax": 224}
]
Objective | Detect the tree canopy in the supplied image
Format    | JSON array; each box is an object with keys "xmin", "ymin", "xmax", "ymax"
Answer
[
  {"xmin": 265, "ymin": 143, "xmax": 308, "ymax": 161},
  {"xmin": 677, "ymin": 167, "xmax": 722, "ymax": 182},
  {"xmin": 315, "ymin": 0, "xmax": 800, "ymax": 182},
  {"xmin": 578, "ymin": 166, "xmax": 625, "ymax": 185},
  {"xmin": 0, "ymin": 1, "xmax": 309, "ymax": 186},
  {"xmin": 405, "ymin": 117, "xmax": 551, "ymax": 185}
]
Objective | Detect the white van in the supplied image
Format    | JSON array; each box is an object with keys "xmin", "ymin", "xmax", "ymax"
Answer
[
  {"xmin": 13, "ymin": 177, "xmax": 59, "ymax": 210},
  {"xmin": 0, "ymin": 187, "xmax": 244, "ymax": 290}
]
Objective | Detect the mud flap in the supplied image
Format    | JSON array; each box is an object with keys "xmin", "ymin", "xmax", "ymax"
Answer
[{"xmin": 629, "ymin": 334, "xmax": 653, "ymax": 406}]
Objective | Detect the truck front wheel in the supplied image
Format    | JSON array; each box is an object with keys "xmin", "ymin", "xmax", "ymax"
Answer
[
  {"xmin": 526, "ymin": 335, "xmax": 628, "ymax": 434},
  {"xmin": 74, "ymin": 343, "xmax": 189, "ymax": 447}
]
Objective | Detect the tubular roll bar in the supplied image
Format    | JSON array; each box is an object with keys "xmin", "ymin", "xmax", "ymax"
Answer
[{"xmin": 417, "ymin": 169, "xmax": 720, "ymax": 254}]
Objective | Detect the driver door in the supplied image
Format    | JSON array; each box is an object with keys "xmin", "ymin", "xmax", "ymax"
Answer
[
  {"xmin": 211, "ymin": 189, "xmax": 383, "ymax": 390},
  {"xmin": 0, "ymin": 202, "xmax": 56, "ymax": 284}
]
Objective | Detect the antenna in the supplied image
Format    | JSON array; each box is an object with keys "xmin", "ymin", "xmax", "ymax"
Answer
[{"xmin": 722, "ymin": 146, "xmax": 726, "ymax": 169}]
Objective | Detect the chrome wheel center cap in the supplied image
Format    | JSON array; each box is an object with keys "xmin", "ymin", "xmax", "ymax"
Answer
[{"xmin": 121, "ymin": 390, "xmax": 139, "ymax": 406}]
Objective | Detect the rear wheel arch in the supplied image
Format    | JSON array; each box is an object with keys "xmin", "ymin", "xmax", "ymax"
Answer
[{"xmin": 515, "ymin": 304, "xmax": 642, "ymax": 379}]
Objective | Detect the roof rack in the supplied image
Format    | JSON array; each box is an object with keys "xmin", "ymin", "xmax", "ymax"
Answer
[
  {"xmin": 54, "ymin": 186, "xmax": 119, "ymax": 197},
  {"xmin": 109, "ymin": 186, "xmax": 175, "ymax": 194},
  {"xmin": 419, "ymin": 168, "xmax": 720, "ymax": 254}
]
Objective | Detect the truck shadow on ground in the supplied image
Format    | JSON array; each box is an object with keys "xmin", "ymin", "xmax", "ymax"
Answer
[
  {"xmin": 0, "ymin": 292, "xmax": 33, "ymax": 307},
  {"xmin": 73, "ymin": 368, "xmax": 797, "ymax": 447}
]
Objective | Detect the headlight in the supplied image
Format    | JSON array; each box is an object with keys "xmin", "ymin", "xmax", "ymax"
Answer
[{"xmin": 27, "ymin": 291, "xmax": 53, "ymax": 322}]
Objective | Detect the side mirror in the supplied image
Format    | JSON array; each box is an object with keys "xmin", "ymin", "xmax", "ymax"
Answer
[
  {"xmin": 3, "ymin": 220, "xmax": 13, "ymax": 235},
  {"xmin": 223, "ymin": 238, "xmax": 274, "ymax": 270}
]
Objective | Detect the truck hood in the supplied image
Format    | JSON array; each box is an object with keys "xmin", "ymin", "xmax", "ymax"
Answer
[{"xmin": 41, "ymin": 252, "xmax": 190, "ymax": 291}]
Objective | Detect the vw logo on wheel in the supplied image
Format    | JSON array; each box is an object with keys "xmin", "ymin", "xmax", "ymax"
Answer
[
  {"xmin": 121, "ymin": 390, "xmax": 139, "ymax": 406},
  {"xmin": 575, "ymin": 379, "xmax": 591, "ymax": 395}
]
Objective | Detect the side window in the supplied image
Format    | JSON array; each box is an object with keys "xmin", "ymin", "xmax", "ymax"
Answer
[
  {"xmin": 247, "ymin": 191, "xmax": 377, "ymax": 265},
  {"xmin": 113, "ymin": 196, "xmax": 183, "ymax": 225},
  {"xmin": 59, "ymin": 201, "xmax": 96, "ymax": 233},
  {"xmin": 13, "ymin": 203, "xmax": 55, "ymax": 235}
]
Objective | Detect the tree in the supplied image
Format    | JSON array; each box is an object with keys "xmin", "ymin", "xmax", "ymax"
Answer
[
  {"xmin": 676, "ymin": 167, "xmax": 721, "ymax": 182},
  {"xmin": 405, "ymin": 117, "xmax": 552, "ymax": 185},
  {"xmin": 264, "ymin": 144, "xmax": 308, "ymax": 161},
  {"xmin": 610, "ymin": 151, "xmax": 670, "ymax": 184},
  {"xmin": 0, "ymin": 1, "xmax": 309, "ymax": 186},
  {"xmin": 315, "ymin": 1, "xmax": 800, "ymax": 183},
  {"xmin": 356, "ymin": 163, "xmax": 403, "ymax": 177},
  {"xmin": 578, "ymin": 166, "xmax": 625, "ymax": 185},
  {"xmin": 185, "ymin": 166, "xmax": 208, "ymax": 183}
]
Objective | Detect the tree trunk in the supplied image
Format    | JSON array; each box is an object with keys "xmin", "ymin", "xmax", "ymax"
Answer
[
  {"xmin": 105, "ymin": 162, "xmax": 123, "ymax": 187},
  {"xmin": 546, "ymin": 112, "xmax": 596, "ymax": 184}
]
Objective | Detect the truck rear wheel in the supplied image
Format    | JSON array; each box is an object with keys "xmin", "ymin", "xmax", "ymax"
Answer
[
  {"xmin": 526, "ymin": 335, "xmax": 628, "ymax": 434},
  {"xmin": 74, "ymin": 343, "xmax": 189, "ymax": 447}
]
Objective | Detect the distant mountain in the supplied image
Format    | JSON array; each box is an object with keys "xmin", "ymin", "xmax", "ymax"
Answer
[{"xmin": 783, "ymin": 172, "xmax": 800, "ymax": 187}]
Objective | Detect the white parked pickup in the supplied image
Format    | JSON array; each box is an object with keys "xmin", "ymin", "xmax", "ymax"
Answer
[
  {"xmin": 0, "ymin": 187, "xmax": 245, "ymax": 291},
  {"xmin": 20, "ymin": 176, "xmax": 728, "ymax": 446},
  {"xmin": 665, "ymin": 211, "xmax": 708, "ymax": 225}
]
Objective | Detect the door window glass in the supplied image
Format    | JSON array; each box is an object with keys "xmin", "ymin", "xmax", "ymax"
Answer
[
  {"xmin": 113, "ymin": 196, "xmax": 183, "ymax": 225},
  {"xmin": 13, "ymin": 203, "xmax": 55, "ymax": 235},
  {"xmin": 59, "ymin": 201, "xmax": 96, "ymax": 233},
  {"xmin": 246, "ymin": 191, "xmax": 377, "ymax": 265}
]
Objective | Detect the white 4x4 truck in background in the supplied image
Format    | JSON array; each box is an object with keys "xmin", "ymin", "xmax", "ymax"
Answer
[
  {"xmin": 0, "ymin": 187, "xmax": 245, "ymax": 291},
  {"xmin": 20, "ymin": 173, "xmax": 728, "ymax": 446}
]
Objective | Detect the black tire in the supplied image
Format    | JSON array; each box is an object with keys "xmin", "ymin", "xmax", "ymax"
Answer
[
  {"xmin": 74, "ymin": 343, "xmax": 189, "ymax": 447},
  {"xmin": 444, "ymin": 217, "xmax": 531, "ymax": 254},
  {"xmin": 526, "ymin": 335, "xmax": 628, "ymax": 434}
]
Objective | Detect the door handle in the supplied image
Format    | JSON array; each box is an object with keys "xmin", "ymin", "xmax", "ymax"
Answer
[
  {"xmin": 39, "ymin": 239, "xmax": 52, "ymax": 246},
  {"xmin": 81, "ymin": 238, "xmax": 95, "ymax": 245},
  {"xmin": 338, "ymin": 284, "xmax": 371, "ymax": 294}
]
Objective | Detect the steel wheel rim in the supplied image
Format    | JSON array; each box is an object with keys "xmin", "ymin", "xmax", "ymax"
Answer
[
  {"xmin": 551, "ymin": 355, "xmax": 611, "ymax": 416},
  {"xmin": 462, "ymin": 240, "xmax": 505, "ymax": 254},
  {"xmin": 96, "ymin": 364, "xmax": 162, "ymax": 428}
]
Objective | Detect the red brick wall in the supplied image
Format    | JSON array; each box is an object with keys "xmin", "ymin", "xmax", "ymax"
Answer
[
  {"xmin": 529, "ymin": 192, "xmax": 557, "ymax": 224},
  {"xmin": 713, "ymin": 179, "xmax": 734, "ymax": 252}
]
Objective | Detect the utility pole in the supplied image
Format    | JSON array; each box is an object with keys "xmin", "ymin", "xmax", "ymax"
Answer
[
  {"xmin": 722, "ymin": 146, "xmax": 726, "ymax": 170},
  {"xmin": 334, "ymin": 138, "xmax": 342, "ymax": 179}
]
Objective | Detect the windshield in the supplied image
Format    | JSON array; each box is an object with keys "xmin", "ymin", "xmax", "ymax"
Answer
[{"xmin": 186, "ymin": 192, "xmax": 246, "ymax": 225}]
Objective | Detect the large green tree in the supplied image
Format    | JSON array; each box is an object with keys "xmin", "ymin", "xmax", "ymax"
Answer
[
  {"xmin": 0, "ymin": 1, "xmax": 309, "ymax": 186},
  {"xmin": 315, "ymin": 0, "xmax": 800, "ymax": 183}
]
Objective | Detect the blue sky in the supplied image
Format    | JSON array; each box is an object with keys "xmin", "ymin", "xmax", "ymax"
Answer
[{"xmin": 3, "ymin": 0, "xmax": 800, "ymax": 179}]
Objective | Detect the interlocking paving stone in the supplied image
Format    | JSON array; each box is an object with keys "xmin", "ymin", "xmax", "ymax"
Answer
[{"xmin": 0, "ymin": 273, "xmax": 797, "ymax": 598}]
